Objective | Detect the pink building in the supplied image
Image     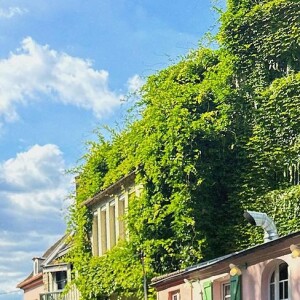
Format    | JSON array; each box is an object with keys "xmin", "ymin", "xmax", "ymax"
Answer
[
  {"xmin": 17, "ymin": 272, "xmax": 43, "ymax": 300},
  {"xmin": 151, "ymin": 231, "xmax": 300, "ymax": 300}
]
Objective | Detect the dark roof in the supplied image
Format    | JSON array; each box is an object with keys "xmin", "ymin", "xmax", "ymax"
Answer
[
  {"xmin": 151, "ymin": 230, "xmax": 300, "ymax": 287},
  {"xmin": 83, "ymin": 170, "xmax": 136, "ymax": 207},
  {"xmin": 42, "ymin": 233, "xmax": 72, "ymax": 267},
  {"xmin": 42, "ymin": 234, "xmax": 68, "ymax": 259}
]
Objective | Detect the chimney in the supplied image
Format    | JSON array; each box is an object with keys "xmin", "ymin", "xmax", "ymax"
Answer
[{"xmin": 244, "ymin": 210, "xmax": 279, "ymax": 242}]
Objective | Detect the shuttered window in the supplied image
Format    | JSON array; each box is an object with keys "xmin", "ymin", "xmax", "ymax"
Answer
[
  {"xmin": 230, "ymin": 275, "xmax": 242, "ymax": 300},
  {"xmin": 203, "ymin": 281, "xmax": 213, "ymax": 300}
]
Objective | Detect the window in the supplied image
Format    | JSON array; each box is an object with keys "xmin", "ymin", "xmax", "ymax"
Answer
[
  {"xmin": 169, "ymin": 290, "xmax": 180, "ymax": 300},
  {"xmin": 270, "ymin": 262, "xmax": 289, "ymax": 300},
  {"xmin": 55, "ymin": 271, "xmax": 67, "ymax": 290},
  {"xmin": 223, "ymin": 283, "xmax": 231, "ymax": 300}
]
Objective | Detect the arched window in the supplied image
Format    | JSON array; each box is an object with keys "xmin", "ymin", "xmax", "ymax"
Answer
[{"xmin": 269, "ymin": 262, "xmax": 289, "ymax": 300}]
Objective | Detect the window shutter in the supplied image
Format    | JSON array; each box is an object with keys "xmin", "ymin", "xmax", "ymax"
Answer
[
  {"xmin": 203, "ymin": 281, "xmax": 213, "ymax": 300},
  {"xmin": 230, "ymin": 275, "xmax": 242, "ymax": 300}
]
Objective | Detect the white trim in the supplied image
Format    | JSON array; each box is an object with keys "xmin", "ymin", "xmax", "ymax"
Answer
[
  {"xmin": 268, "ymin": 262, "xmax": 289, "ymax": 300},
  {"xmin": 171, "ymin": 291, "xmax": 180, "ymax": 300},
  {"xmin": 222, "ymin": 282, "xmax": 231, "ymax": 300},
  {"xmin": 288, "ymin": 266, "xmax": 292, "ymax": 300},
  {"xmin": 43, "ymin": 263, "xmax": 68, "ymax": 273}
]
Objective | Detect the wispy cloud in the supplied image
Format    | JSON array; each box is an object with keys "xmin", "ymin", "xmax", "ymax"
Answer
[
  {"xmin": 0, "ymin": 37, "xmax": 122, "ymax": 122},
  {"xmin": 0, "ymin": 7, "xmax": 28, "ymax": 19},
  {"xmin": 127, "ymin": 74, "xmax": 145, "ymax": 93}
]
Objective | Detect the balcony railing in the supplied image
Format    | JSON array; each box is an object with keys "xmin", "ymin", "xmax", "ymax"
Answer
[
  {"xmin": 40, "ymin": 291, "xmax": 64, "ymax": 300},
  {"xmin": 40, "ymin": 288, "xmax": 79, "ymax": 300}
]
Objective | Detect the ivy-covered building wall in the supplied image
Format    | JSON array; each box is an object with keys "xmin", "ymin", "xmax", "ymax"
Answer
[{"xmin": 67, "ymin": 0, "xmax": 300, "ymax": 298}]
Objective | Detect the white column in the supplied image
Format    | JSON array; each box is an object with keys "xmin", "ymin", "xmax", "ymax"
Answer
[
  {"xmin": 118, "ymin": 195, "xmax": 125, "ymax": 240},
  {"xmin": 109, "ymin": 201, "xmax": 116, "ymax": 248},
  {"xmin": 92, "ymin": 211, "xmax": 99, "ymax": 256},
  {"xmin": 97, "ymin": 207, "xmax": 101, "ymax": 255},
  {"xmin": 124, "ymin": 190, "xmax": 129, "ymax": 211},
  {"xmin": 124, "ymin": 190, "xmax": 129, "ymax": 239},
  {"xmin": 106, "ymin": 202, "xmax": 111, "ymax": 250},
  {"xmin": 115, "ymin": 195, "xmax": 120, "ymax": 241},
  {"xmin": 99, "ymin": 206, "xmax": 107, "ymax": 255}
]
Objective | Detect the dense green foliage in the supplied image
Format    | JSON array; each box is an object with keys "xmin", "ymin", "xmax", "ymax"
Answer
[{"xmin": 68, "ymin": 0, "xmax": 300, "ymax": 298}]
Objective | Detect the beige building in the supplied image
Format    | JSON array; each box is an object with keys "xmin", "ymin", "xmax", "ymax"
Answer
[{"xmin": 84, "ymin": 171, "xmax": 142, "ymax": 257}]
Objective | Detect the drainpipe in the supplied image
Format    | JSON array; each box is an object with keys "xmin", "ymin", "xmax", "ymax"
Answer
[
  {"xmin": 243, "ymin": 210, "xmax": 279, "ymax": 242},
  {"xmin": 141, "ymin": 251, "xmax": 148, "ymax": 300}
]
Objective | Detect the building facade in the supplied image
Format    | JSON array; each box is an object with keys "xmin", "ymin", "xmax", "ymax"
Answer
[
  {"xmin": 151, "ymin": 231, "xmax": 300, "ymax": 300},
  {"xmin": 84, "ymin": 171, "xmax": 142, "ymax": 257},
  {"xmin": 17, "ymin": 272, "xmax": 43, "ymax": 300}
]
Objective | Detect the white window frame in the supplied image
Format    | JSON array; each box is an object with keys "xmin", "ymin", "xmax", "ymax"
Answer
[
  {"xmin": 170, "ymin": 290, "xmax": 180, "ymax": 300},
  {"xmin": 269, "ymin": 262, "xmax": 289, "ymax": 300},
  {"xmin": 223, "ymin": 282, "xmax": 231, "ymax": 300},
  {"xmin": 54, "ymin": 270, "xmax": 68, "ymax": 291}
]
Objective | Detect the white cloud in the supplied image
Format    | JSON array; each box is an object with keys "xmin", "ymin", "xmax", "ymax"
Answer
[
  {"xmin": 0, "ymin": 231, "xmax": 65, "ymax": 293},
  {"xmin": 0, "ymin": 7, "xmax": 28, "ymax": 19},
  {"xmin": 0, "ymin": 145, "xmax": 70, "ymax": 293},
  {"xmin": 0, "ymin": 144, "xmax": 72, "ymax": 214},
  {"xmin": 0, "ymin": 37, "xmax": 122, "ymax": 122},
  {"xmin": 1, "ymin": 144, "xmax": 65, "ymax": 190},
  {"xmin": 127, "ymin": 74, "xmax": 145, "ymax": 93}
]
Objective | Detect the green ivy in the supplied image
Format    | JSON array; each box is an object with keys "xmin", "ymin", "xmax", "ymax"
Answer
[{"xmin": 67, "ymin": 0, "xmax": 300, "ymax": 298}]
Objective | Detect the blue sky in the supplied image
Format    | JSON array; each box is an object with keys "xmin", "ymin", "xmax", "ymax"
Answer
[{"xmin": 0, "ymin": 0, "xmax": 223, "ymax": 296}]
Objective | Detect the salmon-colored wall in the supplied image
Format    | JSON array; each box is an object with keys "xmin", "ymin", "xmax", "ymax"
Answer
[
  {"xmin": 289, "ymin": 254, "xmax": 300, "ymax": 300},
  {"xmin": 24, "ymin": 284, "xmax": 44, "ymax": 300},
  {"xmin": 242, "ymin": 253, "xmax": 300, "ymax": 300},
  {"xmin": 156, "ymin": 276, "xmax": 231, "ymax": 300},
  {"xmin": 212, "ymin": 278, "xmax": 230, "ymax": 300},
  {"xmin": 156, "ymin": 253, "xmax": 300, "ymax": 300},
  {"xmin": 156, "ymin": 283, "xmax": 192, "ymax": 300}
]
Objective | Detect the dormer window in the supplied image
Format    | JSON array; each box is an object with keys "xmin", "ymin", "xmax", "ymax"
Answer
[
  {"xmin": 32, "ymin": 257, "xmax": 44, "ymax": 276},
  {"xmin": 34, "ymin": 260, "xmax": 38, "ymax": 275}
]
